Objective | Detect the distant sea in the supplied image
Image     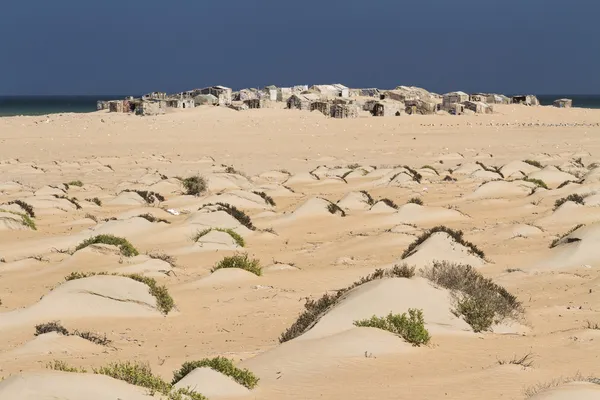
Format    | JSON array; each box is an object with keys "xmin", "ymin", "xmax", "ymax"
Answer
[{"xmin": 1, "ymin": 94, "xmax": 600, "ymax": 117}]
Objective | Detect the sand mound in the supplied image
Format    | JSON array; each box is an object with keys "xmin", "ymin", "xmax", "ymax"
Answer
[
  {"xmin": 202, "ymin": 190, "xmax": 271, "ymax": 210},
  {"xmin": 337, "ymin": 191, "xmax": 372, "ymax": 211},
  {"xmin": 255, "ymin": 170, "xmax": 292, "ymax": 183},
  {"xmin": 264, "ymin": 263, "xmax": 299, "ymax": 272},
  {"xmin": 147, "ymin": 180, "xmax": 182, "ymax": 194},
  {"xmin": 285, "ymin": 197, "xmax": 334, "ymax": 219},
  {"xmin": 369, "ymin": 200, "xmax": 399, "ymax": 213},
  {"xmin": 387, "ymin": 204, "xmax": 465, "ymax": 225},
  {"xmin": 116, "ymin": 258, "xmax": 173, "ymax": 276},
  {"xmin": 452, "ymin": 163, "xmax": 483, "ymax": 176},
  {"xmin": 0, "ymin": 372, "xmax": 153, "ymax": 400},
  {"xmin": 0, "ymin": 211, "xmax": 29, "ymax": 231},
  {"xmin": 34, "ymin": 186, "xmax": 66, "ymax": 197},
  {"xmin": 400, "ymin": 232, "xmax": 485, "ymax": 267},
  {"xmin": 297, "ymin": 277, "xmax": 471, "ymax": 341},
  {"xmin": 207, "ymin": 173, "xmax": 253, "ymax": 191},
  {"xmin": 501, "ymin": 224, "xmax": 544, "ymax": 239},
  {"xmin": 470, "ymin": 169, "xmax": 502, "ymax": 180},
  {"xmin": 500, "ymin": 160, "xmax": 541, "ymax": 177},
  {"xmin": 173, "ymin": 367, "xmax": 250, "ymax": 398},
  {"xmin": 195, "ymin": 268, "xmax": 259, "ymax": 287},
  {"xmin": 527, "ymin": 167, "xmax": 578, "ymax": 188},
  {"xmin": 104, "ymin": 191, "xmax": 147, "ymax": 206},
  {"xmin": 195, "ymin": 229, "xmax": 242, "ymax": 250},
  {"xmin": 3, "ymin": 332, "xmax": 103, "ymax": 358},
  {"xmin": 0, "ymin": 275, "xmax": 162, "ymax": 329},
  {"xmin": 467, "ymin": 180, "xmax": 532, "ymax": 199},
  {"xmin": 535, "ymin": 202, "xmax": 600, "ymax": 228},
  {"xmin": 536, "ymin": 223, "xmax": 600, "ymax": 269},
  {"xmin": 283, "ymin": 172, "xmax": 319, "ymax": 185},
  {"xmin": 0, "ymin": 181, "xmax": 25, "ymax": 193},
  {"xmin": 186, "ymin": 209, "xmax": 249, "ymax": 231},
  {"xmin": 91, "ymin": 217, "xmax": 156, "ymax": 237},
  {"xmin": 24, "ymin": 196, "xmax": 78, "ymax": 212},
  {"xmin": 529, "ymin": 382, "xmax": 600, "ymax": 400}
]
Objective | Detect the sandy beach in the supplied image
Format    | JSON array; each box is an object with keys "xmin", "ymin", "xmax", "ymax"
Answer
[{"xmin": 1, "ymin": 104, "xmax": 600, "ymax": 399}]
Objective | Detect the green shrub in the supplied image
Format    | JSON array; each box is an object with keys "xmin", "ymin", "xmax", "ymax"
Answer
[
  {"xmin": 524, "ymin": 178, "xmax": 549, "ymax": 190},
  {"xmin": 7, "ymin": 200, "xmax": 35, "ymax": 218},
  {"xmin": 549, "ymin": 224, "xmax": 584, "ymax": 248},
  {"xmin": 194, "ymin": 228, "xmax": 245, "ymax": 247},
  {"xmin": 554, "ymin": 193, "xmax": 586, "ymax": 210},
  {"xmin": 0, "ymin": 208, "xmax": 37, "ymax": 230},
  {"xmin": 47, "ymin": 360, "xmax": 87, "ymax": 373},
  {"xmin": 212, "ymin": 253, "xmax": 261, "ymax": 276},
  {"xmin": 407, "ymin": 197, "xmax": 423, "ymax": 205},
  {"xmin": 421, "ymin": 261, "xmax": 522, "ymax": 332},
  {"xmin": 35, "ymin": 321, "xmax": 69, "ymax": 336},
  {"xmin": 137, "ymin": 213, "xmax": 170, "ymax": 224},
  {"xmin": 402, "ymin": 226, "xmax": 485, "ymax": 260},
  {"xmin": 172, "ymin": 357, "xmax": 259, "ymax": 389},
  {"xmin": 75, "ymin": 235, "xmax": 139, "ymax": 257},
  {"xmin": 279, "ymin": 264, "xmax": 414, "ymax": 343},
  {"xmin": 203, "ymin": 203, "xmax": 255, "ymax": 230},
  {"xmin": 182, "ymin": 175, "xmax": 207, "ymax": 196},
  {"xmin": 354, "ymin": 309, "xmax": 430, "ymax": 346},
  {"xmin": 64, "ymin": 271, "xmax": 109, "ymax": 281},
  {"xmin": 94, "ymin": 361, "xmax": 171, "ymax": 394},
  {"xmin": 253, "ymin": 191, "xmax": 276, "ymax": 206},
  {"xmin": 125, "ymin": 274, "xmax": 174, "ymax": 314},
  {"xmin": 523, "ymin": 159, "xmax": 544, "ymax": 168}
]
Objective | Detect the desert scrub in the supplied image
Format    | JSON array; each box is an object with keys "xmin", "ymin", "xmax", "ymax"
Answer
[
  {"xmin": 354, "ymin": 309, "xmax": 430, "ymax": 346},
  {"xmin": 407, "ymin": 197, "xmax": 423, "ymax": 205},
  {"xmin": 172, "ymin": 357, "xmax": 259, "ymax": 389},
  {"xmin": 443, "ymin": 175, "xmax": 457, "ymax": 182},
  {"xmin": 524, "ymin": 374, "xmax": 600, "ymax": 398},
  {"xmin": 379, "ymin": 198, "xmax": 398, "ymax": 209},
  {"xmin": 122, "ymin": 189, "xmax": 165, "ymax": 204},
  {"xmin": 549, "ymin": 224, "xmax": 584, "ymax": 248},
  {"xmin": 421, "ymin": 261, "xmax": 523, "ymax": 332},
  {"xmin": 137, "ymin": 213, "xmax": 170, "ymax": 224},
  {"xmin": 202, "ymin": 202, "xmax": 256, "ymax": 230},
  {"xmin": 47, "ymin": 360, "xmax": 87, "ymax": 373},
  {"xmin": 212, "ymin": 253, "xmax": 261, "ymax": 276},
  {"xmin": 497, "ymin": 352, "xmax": 534, "ymax": 368},
  {"xmin": 402, "ymin": 226, "xmax": 485, "ymax": 260},
  {"xmin": 193, "ymin": 228, "xmax": 245, "ymax": 247},
  {"xmin": 75, "ymin": 234, "xmax": 139, "ymax": 257},
  {"xmin": 523, "ymin": 159, "xmax": 544, "ymax": 168},
  {"xmin": 279, "ymin": 264, "xmax": 415, "ymax": 343},
  {"xmin": 53, "ymin": 195, "xmax": 82, "ymax": 209},
  {"xmin": 403, "ymin": 165, "xmax": 422, "ymax": 183},
  {"xmin": 476, "ymin": 161, "xmax": 504, "ymax": 178},
  {"xmin": 360, "ymin": 190, "xmax": 375, "ymax": 205},
  {"xmin": 252, "ymin": 191, "xmax": 276, "ymax": 206},
  {"xmin": 554, "ymin": 193, "xmax": 587, "ymax": 210},
  {"xmin": 523, "ymin": 177, "xmax": 549, "ymax": 190},
  {"xmin": 182, "ymin": 175, "xmax": 207, "ymax": 196},
  {"xmin": 421, "ymin": 165, "xmax": 439, "ymax": 175},
  {"xmin": 147, "ymin": 251, "xmax": 178, "ymax": 268},
  {"xmin": 86, "ymin": 197, "xmax": 102, "ymax": 206},
  {"xmin": 0, "ymin": 208, "xmax": 37, "ymax": 230},
  {"xmin": 65, "ymin": 180, "xmax": 83, "ymax": 188},
  {"xmin": 324, "ymin": 199, "xmax": 346, "ymax": 217},
  {"xmin": 35, "ymin": 321, "xmax": 111, "ymax": 345},
  {"xmin": 7, "ymin": 200, "xmax": 35, "ymax": 218}
]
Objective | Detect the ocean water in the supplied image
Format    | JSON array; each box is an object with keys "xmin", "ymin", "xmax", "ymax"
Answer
[{"xmin": 1, "ymin": 94, "xmax": 600, "ymax": 117}]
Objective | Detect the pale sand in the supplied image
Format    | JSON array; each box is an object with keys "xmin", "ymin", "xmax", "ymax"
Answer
[{"xmin": 1, "ymin": 104, "xmax": 600, "ymax": 399}]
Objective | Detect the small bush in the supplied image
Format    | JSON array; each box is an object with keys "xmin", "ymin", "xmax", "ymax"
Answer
[
  {"xmin": 94, "ymin": 361, "xmax": 171, "ymax": 394},
  {"xmin": 147, "ymin": 252, "xmax": 178, "ymax": 268},
  {"xmin": 125, "ymin": 274, "xmax": 174, "ymax": 314},
  {"xmin": 360, "ymin": 190, "xmax": 375, "ymax": 206},
  {"xmin": 193, "ymin": 228, "xmax": 245, "ymax": 247},
  {"xmin": 421, "ymin": 261, "xmax": 522, "ymax": 332},
  {"xmin": 85, "ymin": 213, "xmax": 98, "ymax": 222},
  {"xmin": 354, "ymin": 309, "xmax": 430, "ymax": 346},
  {"xmin": 554, "ymin": 193, "xmax": 586, "ymax": 210},
  {"xmin": 403, "ymin": 165, "xmax": 422, "ymax": 183},
  {"xmin": 53, "ymin": 195, "xmax": 82, "ymax": 209},
  {"xmin": 137, "ymin": 213, "xmax": 170, "ymax": 224},
  {"xmin": 75, "ymin": 234, "xmax": 139, "ymax": 257},
  {"xmin": 557, "ymin": 180, "xmax": 578, "ymax": 189},
  {"xmin": 72, "ymin": 330, "xmax": 112, "ymax": 346},
  {"xmin": 66, "ymin": 180, "xmax": 84, "ymax": 187},
  {"xmin": 47, "ymin": 360, "xmax": 87, "ymax": 373},
  {"xmin": 172, "ymin": 357, "xmax": 259, "ymax": 389},
  {"xmin": 123, "ymin": 190, "xmax": 165, "ymax": 204},
  {"xmin": 524, "ymin": 178, "xmax": 549, "ymax": 190},
  {"xmin": 212, "ymin": 253, "xmax": 261, "ymax": 276},
  {"xmin": 86, "ymin": 197, "xmax": 102, "ymax": 206},
  {"xmin": 203, "ymin": 202, "xmax": 255, "ymax": 230},
  {"xmin": 407, "ymin": 197, "xmax": 423, "ymax": 205},
  {"xmin": 523, "ymin": 159, "xmax": 544, "ymax": 168},
  {"xmin": 379, "ymin": 198, "xmax": 398, "ymax": 209},
  {"xmin": 549, "ymin": 224, "xmax": 584, "ymax": 248},
  {"xmin": 421, "ymin": 165, "xmax": 439, "ymax": 175},
  {"xmin": 223, "ymin": 165, "xmax": 246, "ymax": 176},
  {"xmin": 7, "ymin": 200, "xmax": 35, "ymax": 218},
  {"xmin": 497, "ymin": 352, "xmax": 535, "ymax": 368},
  {"xmin": 402, "ymin": 226, "xmax": 485, "ymax": 260},
  {"xmin": 443, "ymin": 175, "xmax": 457, "ymax": 182},
  {"xmin": 253, "ymin": 191, "xmax": 276, "ymax": 206},
  {"xmin": 192, "ymin": 228, "xmax": 212, "ymax": 242},
  {"xmin": 182, "ymin": 175, "xmax": 207, "ymax": 196},
  {"xmin": 65, "ymin": 271, "xmax": 109, "ymax": 281},
  {"xmin": 0, "ymin": 208, "xmax": 37, "ymax": 230},
  {"xmin": 35, "ymin": 321, "xmax": 69, "ymax": 336},
  {"xmin": 326, "ymin": 200, "xmax": 346, "ymax": 217},
  {"xmin": 279, "ymin": 264, "xmax": 414, "ymax": 342}
]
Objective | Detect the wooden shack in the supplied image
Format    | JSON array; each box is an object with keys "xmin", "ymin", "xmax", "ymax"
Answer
[
  {"xmin": 371, "ymin": 100, "xmax": 403, "ymax": 117},
  {"xmin": 331, "ymin": 103, "xmax": 359, "ymax": 119},
  {"xmin": 311, "ymin": 101, "xmax": 332, "ymax": 116},
  {"xmin": 287, "ymin": 94, "xmax": 319, "ymax": 110}
]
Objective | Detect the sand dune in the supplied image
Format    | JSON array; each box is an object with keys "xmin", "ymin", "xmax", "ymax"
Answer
[
  {"xmin": 400, "ymin": 232, "xmax": 486, "ymax": 267},
  {"xmin": 529, "ymin": 382, "xmax": 600, "ymax": 400},
  {"xmin": 173, "ymin": 367, "xmax": 250, "ymax": 398}
]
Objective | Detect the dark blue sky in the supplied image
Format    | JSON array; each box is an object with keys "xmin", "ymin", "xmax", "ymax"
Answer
[{"xmin": 2, "ymin": 0, "xmax": 599, "ymax": 95}]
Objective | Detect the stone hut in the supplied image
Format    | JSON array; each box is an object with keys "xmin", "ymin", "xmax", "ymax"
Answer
[
  {"xmin": 442, "ymin": 91, "xmax": 469, "ymax": 110},
  {"xmin": 371, "ymin": 100, "xmax": 403, "ymax": 117},
  {"xmin": 287, "ymin": 93, "xmax": 319, "ymax": 110},
  {"xmin": 142, "ymin": 92, "xmax": 167, "ymax": 101},
  {"xmin": 512, "ymin": 95, "xmax": 540, "ymax": 106},
  {"xmin": 199, "ymin": 86, "xmax": 232, "ymax": 106},
  {"xmin": 311, "ymin": 101, "xmax": 332, "ymax": 116},
  {"xmin": 553, "ymin": 98, "xmax": 573, "ymax": 108},
  {"xmin": 194, "ymin": 94, "xmax": 218, "ymax": 106},
  {"xmin": 135, "ymin": 100, "xmax": 166, "ymax": 116},
  {"xmin": 263, "ymin": 85, "xmax": 278, "ymax": 101},
  {"xmin": 244, "ymin": 98, "xmax": 269, "ymax": 109},
  {"xmin": 97, "ymin": 101, "xmax": 109, "ymax": 111},
  {"xmin": 309, "ymin": 84, "xmax": 349, "ymax": 99},
  {"xmin": 108, "ymin": 100, "xmax": 124, "ymax": 113},
  {"xmin": 166, "ymin": 99, "xmax": 195, "ymax": 109},
  {"xmin": 331, "ymin": 103, "xmax": 359, "ymax": 119},
  {"xmin": 464, "ymin": 101, "xmax": 493, "ymax": 114}
]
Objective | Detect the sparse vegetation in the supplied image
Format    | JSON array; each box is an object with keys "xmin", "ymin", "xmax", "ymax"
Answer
[
  {"xmin": 421, "ymin": 261, "xmax": 523, "ymax": 332},
  {"xmin": 35, "ymin": 321, "xmax": 69, "ymax": 336},
  {"xmin": 403, "ymin": 165, "xmax": 422, "ymax": 183},
  {"xmin": 523, "ymin": 159, "xmax": 544, "ymax": 168},
  {"xmin": 523, "ymin": 177, "xmax": 549, "ymax": 190},
  {"xmin": 421, "ymin": 165, "xmax": 439, "ymax": 175},
  {"xmin": 212, "ymin": 253, "xmax": 261, "ymax": 276},
  {"xmin": 505, "ymin": 268, "xmax": 525, "ymax": 273},
  {"xmin": 407, "ymin": 197, "xmax": 423, "ymax": 205},
  {"xmin": 354, "ymin": 309, "xmax": 430, "ymax": 346},
  {"xmin": 0, "ymin": 208, "xmax": 37, "ymax": 230},
  {"xmin": 253, "ymin": 191, "xmax": 276, "ymax": 206},
  {"xmin": 325, "ymin": 200, "xmax": 346, "ymax": 217},
  {"xmin": 379, "ymin": 198, "xmax": 398, "ymax": 209},
  {"xmin": 360, "ymin": 190, "xmax": 375, "ymax": 205},
  {"xmin": 47, "ymin": 360, "xmax": 87, "ymax": 373},
  {"xmin": 223, "ymin": 165, "xmax": 246, "ymax": 176},
  {"xmin": 53, "ymin": 195, "xmax": 81, "ymax": 209},
  {"xmin": 75, "ymin": 234, "xmax": 139, "ymax": 257},
  {"xmin": 203, "ymin": 202, "xmax": 255, "ymax": 230},
  {"xmin": 84, "ymin": 213, "xmax": 98, "ymax": 222},
  {"xmin": 347, "ymin": 163, "xmax": 361, "ymax": 169},
  {"xmin": 279, "ymin": 264, "xmax": 415, "ymax": 343},
  {"xmin": 443, "ymin": 175, "xmax": 457, "ymax": 182},
  {"xmin": 549, "ymin": 224, "xmax": 584, "ymax": 248},
  {"xmin": 554, "ymin": 193, "xmax": 586, "ymax": 210},
  {"xmin": 137, "ymin": 213, "xmax": 170, "ymax": 224},
  {"xmin": 497, "ymin": 352, "xmax": 535, "ymax": 368},
  {"xmin": 172, "ymin": 357, "xmax": 259, "ymax": 389},
  {"xmin": 182, "ymin": 175, "xmax": 207, "ymax": 196},
  {"xmin": 193, "ymin": 228, "xmax": 245, "ymax": 247},
  {"xmin": 476, "ymin": 161, "xmax": 504, "ymax": 178},
  {"xmin": 524, "ymin": 373, "xmax": 600, "ymax": 398},
  {"xmin": 585, "ymin": 320, "xmax": 600, "ymax": 330},
  {"xmin": 66, "ymin": 180, "xmax": 84, "ymax": 187},
  {"xmin": 123, "ymin": 189, "xmax": 165, "ymax": 204},
  {"xmin": 402, "ymin": 226, "xmax": 485, "ymax": 260},
  {"xmin": 86, "ymin": 197, "xmax": 102, "ymax": 206},
  {"xmin": 7, "ymin": 200, "xmax": 35, "ymax": 218},
  {"xmin": 147, "ymin": 252, "xmax": 178, "ymax": 268}
]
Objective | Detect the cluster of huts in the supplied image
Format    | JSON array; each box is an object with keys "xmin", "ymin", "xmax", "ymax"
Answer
[{"xmin": 97, "ymin": 85, "xmax": 573, "ymax": 118}]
